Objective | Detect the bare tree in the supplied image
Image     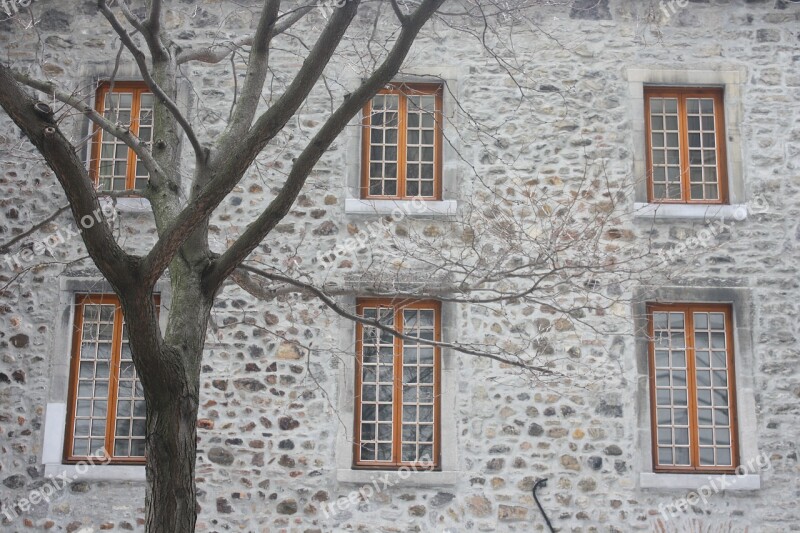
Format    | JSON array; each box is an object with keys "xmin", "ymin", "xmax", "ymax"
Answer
[{"xmin": 0, "ymin": 0, "xmax": 662, "ymax": 531}]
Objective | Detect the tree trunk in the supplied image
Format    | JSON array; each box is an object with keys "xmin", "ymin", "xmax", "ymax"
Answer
[{"xmin": 143, "ymin": 357, "xmax": 200, "ymax": 533}]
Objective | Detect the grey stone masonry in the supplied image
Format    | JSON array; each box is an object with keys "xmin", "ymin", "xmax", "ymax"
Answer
[{"xmin": 0, "ymin": 1, "xmax": 799, "ymax": 532}]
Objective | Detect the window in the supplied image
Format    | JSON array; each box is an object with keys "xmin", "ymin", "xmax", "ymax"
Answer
[
  {"xmin": 644, "ymin": 87, "xmax": 728, "ymax": 204},
  {"xmin": 90, "ymin": 82, "xmax": 154, "ymax": 192},
  {"xmin": 65, "ymin": 294, "xmax": 152, "ymax": 464},
  {"xmin": 648, "ymin": 303, "xmax": 738, "ymax": 473},
  {"xmin": 354, "ymin": 299, "xmax": 441, "ymax": 469},
  {"xmin": 361, "ymin": 83, "xmax": 442, "ymax": 200}
]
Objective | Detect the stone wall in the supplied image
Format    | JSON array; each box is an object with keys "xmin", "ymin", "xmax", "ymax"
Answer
[{"xmin": 0, "ymin": 0, "xmax": 798, "ymax": 532}]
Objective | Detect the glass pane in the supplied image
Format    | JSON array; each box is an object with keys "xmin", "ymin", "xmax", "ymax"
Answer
[
  {"xmin": 675, "ymin": 447, "xmax": 690, "ymax": 465},
  {"xmin": 700, "ymin": 447, "xmax": 715, "ymax": 465},
  {"xmin": 658, "ymin": 447, "xmax": 672, "ymax": 465},
  {"xmin": 717, "ymin": 447, "xmax": 731, "ymax": 466}
]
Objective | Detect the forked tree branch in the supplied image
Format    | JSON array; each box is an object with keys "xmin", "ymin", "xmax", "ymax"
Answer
[
  {"xmin": 389, "ymin": 0, "xmax": 410, "ymax": 24},
  {"xmin": 11, "ymin": 71, "xmax": 165, "ymax": 179},
  {"xmin": 140, "ymin": 0, "xmax": 364, "ymax": 285},
  {"xmin": 97, "ymin": 0, "xmax": 204, "ymax": 159},
  {"xmin": 220, "ymin": 0, "xmax": 281, "ymax": 144},
  {"xmin": 0, "ymin": 63, "xmax": 136, "ymax": 285},
  {"xmin": 205, "ymin": 0, "xmax": 448, "ymax": 290}
]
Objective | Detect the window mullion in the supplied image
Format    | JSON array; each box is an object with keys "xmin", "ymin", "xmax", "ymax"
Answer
[
  {"xmin": 724, "ymin": 309, "xmax": 739, "ymax": 469},
  {"xmin": 398, "ymin": 92, "xmax": 407, "ymax": 200},
  {"xmin": 64, "ymin": 298, "xmax": 85, "ymax": 461},
  {"xmin": 433, "ymin": 305, "xmax": 441, "ymax": 467},
  {"xmin": 91, "ymin": 88, "xmax": 107, "ymax": 187},
  {"xmin": 684, "ymin": 305, "xmax": 700, "ymax": 469},
  {"xmin": 361, "ymin": 99, "xmax": 372, "ymax": 199},
  {"xmin": 105, "ymin": 301, "xmax": 124, "ymax": 460},
  {"xmin": 434, "ymin": 90, "xmax": 443, "ymax": 200},
  {"xmin": 392, "ymin": 307, "xmax": 403, "ymax": 465},
  {"xmin": 353, "ymin": 313, "xmax": 364, "ymax": 466},
  {"xmin": 127, "ymin": 89, "xmax": 141, "ymax": 190},
  {"xmin": 714, "ymin": 91, "xmax": 727, "ymax": 204},
  {"xmin": 677, "ymin": 95, "xmax": 691, "ymax": 202}
]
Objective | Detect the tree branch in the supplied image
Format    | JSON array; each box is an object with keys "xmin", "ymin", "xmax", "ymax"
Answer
[
  {"xmin": 139, "ymin": 0, "xmax": 364, "ymax": 286},
  {"xmin": 0, "ymin": 204, "xmax": 70, "ymax": 254},
  {"xmin": 0, "ymin": 63, "xmax": 136, "ymax": 285},
  {"xmin": 389, "ymin": 0, "xmax": 410, "ymax": 24},
  {"xmin": 11, "ymin": 71, "xmax": 165, "ymax": 179},
  {"xmin": 174, "ymin": 3, "xmax": 315, "ymax": 65},
  {"xmin": 236, "ymin": 265, "xmax": 554, "ymax": 374},
  {"xmin": 97, "ymin": 0, "xmax": 205, "ymax": 160},
  {"xmin": 219, "ymin": 0, "xmax": 281, "ymax": 144},
  {"xmin": 205, "ymin": 0, "xmax": 447, "ymax": 290},
  {"xmin": 145, "ymin": 0, "xmax": 162, "ymax": 37}
]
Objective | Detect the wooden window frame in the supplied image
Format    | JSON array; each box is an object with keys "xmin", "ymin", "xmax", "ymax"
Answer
[
  {"xmin": 64, "ymin": 293, "xmax": 157, "ymax": 465},
  {"xmin": 89, "ymin": 81, "xmax": 152, "ymax": 192},
  {"xmin": 644, "ymin": 87, "xmax": 728, "ymax": 204},
  {"xmin": 353, "ymin": 299, "xmax": 441, "ymax": 470},
  {"xmin": 647, "ymin": 302, "xmax": 739, "ymax": 474},
  {"xmin": 360, "ymin": 83, "xmax": 443, "ymax": 201}
]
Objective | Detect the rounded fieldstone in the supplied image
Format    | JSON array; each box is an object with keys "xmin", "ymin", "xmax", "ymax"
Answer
[
  {"xmin": 430, "ymin": 492, "xmax": 454, "ymax": 507},
  {"xmin": 409, "ymin": 505, "xmax": 426, "ymax": 517},
  {"xmin": 604, "ymin": 445, "xmax": 623, "ymax": 456},
  {"xmin": 312, "ymin": 221, "xmax": 338, "ymax": 236},
  {"xmin": 279, "ymin": 416, "xmax": 300, "ymax": 430},
  {"xmin": 277, "ymin": 499, "xmax": 298, "ymax": 515},
  {"xmin": 561, "ymin": 455, "xmax": 580, "ymax": 471},
  {"xmin": 588, "ymin": 456, "xmax": 603, "ymax": 470},
  {"xmin": 489, "ymin": 445, "xmax": 511, "ymax": 454},
  {"xmin": 69, "ymin": 481, "xmax": 90, "ymax": 493},
  {"xmin": 2, "ymin": 474, "xmax": 25, "ymax": 489},
  {"xmin": 486, "ymin": 458, "xmax": 504, "ymax": 471},
  {"xmin": 528, "ymin": 423, "xmax": 544, "ymax": 436},
  {"xmin": 216, "ymin": 497, "xmax": 233, "ymax": 513},
  {"xmin": 10, "ymin": 334, "xmax": 29, "ymax": 348},
  {"xmin": 466, "ymin": 494, "xmax": 491, "ymax": 517},
  {"xmin": 207, "ymin": 447, "xmax": 235, "ymax": 466},
  {"xmin": 233, "ymin": 378, "xmax": 266, "ymax": 392}
]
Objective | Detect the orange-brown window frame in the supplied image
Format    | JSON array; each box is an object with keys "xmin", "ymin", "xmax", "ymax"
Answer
[
  {"xmin": 360, "ymin": 83, "xmax": 443, "ymax": 200},
  {"xmin": 353, "ymin": 299, "xmax": 441, "ymax": 470},
  {"xmin": 647, "ymin": 303, "xmax": 739, "ymax": 474},
  {"xmin": 64, "ymin": 293, "xmax": 157, "ymax": 465},
  {"xmin": 644, "ymin": 87, "xmax": 728, "ymax": 204},
  {"xmin": 89, "ymin": 82, "xmax": 152, "ymax": 191}
]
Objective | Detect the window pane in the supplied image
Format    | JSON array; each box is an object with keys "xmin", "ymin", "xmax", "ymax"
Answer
[
  {"xmin": 651, "ymin": 305, "xmax": 735, "ymax": 470},
  {"xmin": 366, "ymin": 94, "xmax": 400, "ymax": 197}
]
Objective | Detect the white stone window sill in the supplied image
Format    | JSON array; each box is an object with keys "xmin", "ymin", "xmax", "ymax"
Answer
[
  {"xmin": 99, "ymin": 196, "xmax": 152, "ymax": 213},
  {"xmin": 639, "ymin": 472, "xmax": 760, "ymax": 491},
  {"xmin": 44, "ymin": 463, "xmax": 146, "ymax": 482},
  {"xmin": 336, "ymin": 469, "xmax": 458, "ymax": 486},
  {"xmin": 42, "ymin": 403, "xmax": 146, "ymax": 482},
  {"xmin": 344, "ymin": 198, "xmax": 457, "ymax": 217},
  {"xmin": 633, "ymin": 202, "xmax": 748, "ymax": 221}
]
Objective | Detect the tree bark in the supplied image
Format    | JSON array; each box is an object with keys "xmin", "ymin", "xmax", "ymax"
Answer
[{"xmin": 143, "ymin": 346, "xmax": 200, "ymax": 533}]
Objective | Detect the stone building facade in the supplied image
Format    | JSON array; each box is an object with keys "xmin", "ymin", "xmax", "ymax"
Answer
[{"xmin": 1, "ymin": 0, "xmax": 799, "ymax": 532}]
